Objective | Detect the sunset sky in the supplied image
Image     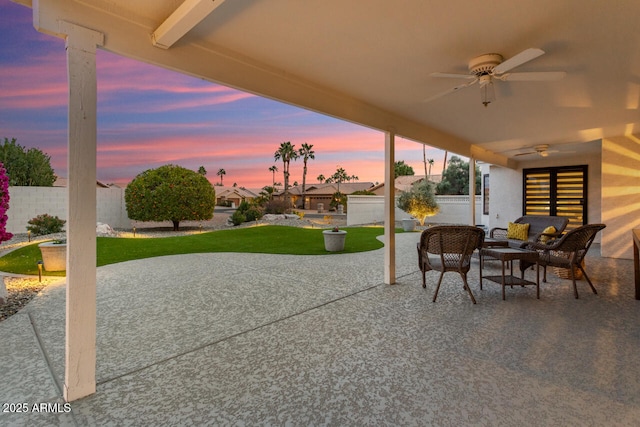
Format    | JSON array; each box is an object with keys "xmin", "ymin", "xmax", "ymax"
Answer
[{"xmin": 0, "ymin": 0, "xmax": 449, "ymax": 189}]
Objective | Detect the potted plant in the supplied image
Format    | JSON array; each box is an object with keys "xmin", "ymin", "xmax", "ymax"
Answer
[
  {"xmin": 38, "ymin": 239, "xmax": 66, "ymax": 271},
  {"xmin": 402, "ymin": 218, "xmax": 416, "ymax": 231},
  {"xmin": 322, "ymin": 226, "xmax": 347, "ymax": 252}
]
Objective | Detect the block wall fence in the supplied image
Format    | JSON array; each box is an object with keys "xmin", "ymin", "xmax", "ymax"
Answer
[
  {"xmin": 5, "ymin": 188, "xmax": 483, "ymax": 235},
  {"xmin": 6, "ymin": 186, "xmax": 130, "ymax": 234},
  {"xmin": 347, "ymin": 195, "xmax": 483, "ymax": 227}
]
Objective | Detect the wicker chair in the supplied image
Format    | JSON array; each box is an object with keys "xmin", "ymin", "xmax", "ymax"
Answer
[
  {"xmin": 522, "ymin": 224, "xmax": 606, "ymax": 299},
  {"xmin": 417, "ymin": 225, "xmax": 485, "ymax": 304}
]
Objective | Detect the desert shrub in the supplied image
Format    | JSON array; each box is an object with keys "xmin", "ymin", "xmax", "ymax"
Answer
[
  {"xmin": 230, "ymin": 211, "xmax": 246, "ymax": 226},
  {"xmin": 236, "ymin": 200, "xmax": 263, "ymax": 222},
  {"xmin": 27, "ymin": 213, "xmax": 66, "ymax": 235},
  {"xmin": 264, "ymin": 199, "xmax": 289, "ymax": 214},
  {"xmin": 244, "ymin": 207, "xmax": 263, "ymax": 222},
  {"xmin": 237, "ymin": 200, "xmax": 250, "ymax": 212}
]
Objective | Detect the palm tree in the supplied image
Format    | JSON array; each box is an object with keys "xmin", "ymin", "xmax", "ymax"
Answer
[
  {"xmin": 423, "ymin": 145, "xmax": 428, "ymax": 177},
  {"xmin": 427, "ymin": 158, "xmax": 435, "ymax": 179},
  {"xmin": 331, "ymin": 167, "xmax": 348, "ymax": 193},
  {"xmin": 441, "ymin": 151, "xmax": 448, "ymax": 177},
  {"xmin": 298, "ymin": 143, "xmax": 315, "ymax": 209},
  {"xmin": 274, "ymin": 141, "xmax": 298, "ymax": 203},
  {"xmin": 317, "ymin": 174, "xmax": 326, "ymax": 183},
  {"xmin": 217, "ymin": 168, "xmax": 226, "ymax": 185},
  {"xmin": 268, "ymin": 165, "xmax": 278, "ymax": 187},
  {"xmin": 260, "ymin": 185, "xmax": 277, "ymax": 202}
]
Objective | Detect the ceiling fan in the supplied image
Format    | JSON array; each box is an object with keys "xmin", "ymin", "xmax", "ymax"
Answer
[
  {"xmin": 426, "ymin": 48, "xmax": 566, "ymax": 106},
  {"xmin": 513, "ymin": 144, "xmax": 559, "ymax": 157}
]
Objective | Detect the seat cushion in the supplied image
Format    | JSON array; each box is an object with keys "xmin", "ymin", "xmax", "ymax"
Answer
[{"xmin": 506, "ymin": 222, "xmax": 529, "ymax": 240}]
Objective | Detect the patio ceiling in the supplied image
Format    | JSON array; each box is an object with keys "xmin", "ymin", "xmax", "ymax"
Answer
[{"xmin": 22, "ymin": 0, "xmax": 640, "ymax": 167}]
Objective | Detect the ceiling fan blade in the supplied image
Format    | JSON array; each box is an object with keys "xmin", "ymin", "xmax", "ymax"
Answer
[
  {"xmin": 423, "ymin": 78, "xmax": 478, "ymax": 103},
  {"xmin": 497, "ymin": 71, "xmax": 566, "ymax": 81},
  {"xmin": 430, "ymin": 72, "xmax": 475, "ymax": 80},
  {"xmin": 513, "ymin": 151, "xmax": 538, "ymax": 157},
  {"xmin": 493, "ymin": 48, "xmax": 545, "ymax": 75}
]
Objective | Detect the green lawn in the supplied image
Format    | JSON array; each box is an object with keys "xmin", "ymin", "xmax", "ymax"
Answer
[{"xmin": 0, "ymin": 225, "xmax": 398, "ymax": 276}]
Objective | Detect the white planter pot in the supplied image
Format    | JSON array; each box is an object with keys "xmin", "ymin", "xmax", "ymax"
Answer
[
  {"xmin": 402, "ymin": 218, "xmax": 416, "ymax": 231},
  {"xmin": 39, "ymin": 242, "xmax": 67, "ymax": 271},
  {"xmin": 322, "ymin": 230, "xmax": 347, "ymax": 252}
]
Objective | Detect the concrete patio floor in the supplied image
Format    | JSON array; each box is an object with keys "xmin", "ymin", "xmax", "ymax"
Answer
[{"xmin": 1, "ymin": 232, "xmax": 639, "ymax": 426}]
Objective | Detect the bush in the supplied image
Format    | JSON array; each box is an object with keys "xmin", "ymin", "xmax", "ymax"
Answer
[
  {"xmin": 27, "ymin": 214, "xmax": 66, "ymax": 235},
  {"xmin": 264, "ymin": 199, "xmax": 289, "ymax": 214},
  {"xmin": 244, "ymin": 207, "xmax": 263, "ymax": 222},
  {"xmin": 235, "ymin": 200, "xmax": 263, "ymax": 222},
  {"xmin": 397, "ymin": 180, "xmax": 439, "ymax": 226},
  {"xmin": 125, "ymin": 164, "xmax": 215, "ymax": 231},
  {"xmin": 329, "ymin": 191, "xmax": 346, "ymax": 211},
  {"xmin": 230, "ymin": 211, "xmax": 246, "ymax": 226},
  {"xmin": 0, "ymin": 162, "xmax": 13, "ymax": 243}
]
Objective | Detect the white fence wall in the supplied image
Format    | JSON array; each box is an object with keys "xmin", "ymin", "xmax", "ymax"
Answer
[
  {"xmin": 347, "ymin": 195, "xmax": 483, "ymax": 226},
  {"xmin": 7, "ymin": 186, "xmax": 130, "ymax": 234}
]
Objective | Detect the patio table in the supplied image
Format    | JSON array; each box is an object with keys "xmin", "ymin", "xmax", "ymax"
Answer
[
  {"xmin": 481, "ymin": 247, "xmax": 540, "ymax": 300},
  {"xmin": 482, "ymin": 238, "xmax": 510, "ymax": 248}
]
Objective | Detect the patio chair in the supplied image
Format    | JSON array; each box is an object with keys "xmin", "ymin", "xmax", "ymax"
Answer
[
  {"xmin": 417, "ymin": 225, "xmax": 485, "ymax": 304},
  {"xmin": 521, "ymin": 223, "xmax": 606, "ymax": 299}
]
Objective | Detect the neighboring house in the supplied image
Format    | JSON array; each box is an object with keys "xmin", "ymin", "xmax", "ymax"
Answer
[
  {"xmin": 279, "ymin": 182, "xmax": 374, "ymax": 210},
  {"xmin": 215, "ymin": 186, "xmax": 260, "ymax": 208},
  {"xmin": 370, "ymin": 175, "xmax": 441, "ymax": 196}
]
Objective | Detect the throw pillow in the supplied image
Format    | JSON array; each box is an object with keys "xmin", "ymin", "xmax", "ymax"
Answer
[
  {"xmin": 540, "ymin": 225, "xmax": 557, "ymax": 243},
  {"xmin": 506, "ymin": 222, "xmax": 530, "ymax": 240}
]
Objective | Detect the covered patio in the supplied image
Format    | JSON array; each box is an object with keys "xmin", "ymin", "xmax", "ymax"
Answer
[
  {"xmin": 2, "ymin": 233, "xmax": 639, "ymax": 425},
  {"xmin": 9, "ymin": 0, "xmax": 640, "ymax": 403}
]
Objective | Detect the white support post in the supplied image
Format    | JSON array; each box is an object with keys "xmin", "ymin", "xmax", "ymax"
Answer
[
  {"xmin": 384, "ymin": 131, "xmax": 396, "ymax": 285},
  {"xmin": 61, "ymin": 21, "xmax": 104, "ymax": 402},
  {"xmin": 469, "ymin": 157, "xmax": 476, "ymax": 225}
]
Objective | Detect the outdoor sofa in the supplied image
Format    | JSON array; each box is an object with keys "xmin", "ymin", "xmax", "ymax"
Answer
[{"xmin": 489, "ymin": 215, "xmax": 569, "ymax": 249}]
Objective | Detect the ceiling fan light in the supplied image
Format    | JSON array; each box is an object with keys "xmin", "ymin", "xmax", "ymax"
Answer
[{"xmin": 480, "ymin": 79, "xmax": 495, "ymax": 107}]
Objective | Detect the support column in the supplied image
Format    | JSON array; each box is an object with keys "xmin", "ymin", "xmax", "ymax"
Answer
[
  {"xmin": 384, "ymin": 131, "xmax": 396, "ymax": 284},
  {"xmin": 61, "ymin": 21, "xmax": 104, "ymax": 402},
  {"xmin": 469, "ymin": 157, "xmax": 476, "ymax": 225}
]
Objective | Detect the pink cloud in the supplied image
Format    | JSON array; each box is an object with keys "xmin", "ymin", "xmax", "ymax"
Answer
[{"xmin": 0, "ymin": 61, "xmax": 67, "ymax": 109}]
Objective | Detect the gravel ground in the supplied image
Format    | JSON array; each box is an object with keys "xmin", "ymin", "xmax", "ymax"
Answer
[
  {"xmin": 0, "ymin": 277, "xmax": 62, "ymax": 321},
  {"xmin": 0, "ymin": 211, "xmax": 346, "ymax": 322}
]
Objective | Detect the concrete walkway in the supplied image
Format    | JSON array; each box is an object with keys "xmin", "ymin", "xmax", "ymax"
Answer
[{"xmin": 1, "ymin": 233, "xmax": 639, "ymax": 426}]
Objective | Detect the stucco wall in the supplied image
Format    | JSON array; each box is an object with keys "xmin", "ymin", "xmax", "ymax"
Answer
[
  {"xmin": 601, "ymin": 135, "xmax": 640, "ymax": 259},
  {"xmin": 6, "ymin": 186, "xmax": 130, "ymax": 234},
  {"xmin": 347, "ymin": 195, "xmax": 483, "ymax": 226}
]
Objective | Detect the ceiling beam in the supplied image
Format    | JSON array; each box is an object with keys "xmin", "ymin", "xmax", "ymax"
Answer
[{"xmin": 152, "ymin": 0, "xmax": 226, "ymax": 49}]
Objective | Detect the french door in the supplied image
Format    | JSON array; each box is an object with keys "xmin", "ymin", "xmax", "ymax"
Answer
[{"xmin": 523, "ymin": 165, "xmax": 588, "ymax": 231}]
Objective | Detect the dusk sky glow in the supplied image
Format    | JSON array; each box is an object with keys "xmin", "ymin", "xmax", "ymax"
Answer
[{"xmin": 0, "ymin": 1, "xmax": 448, "ymax": 189}]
